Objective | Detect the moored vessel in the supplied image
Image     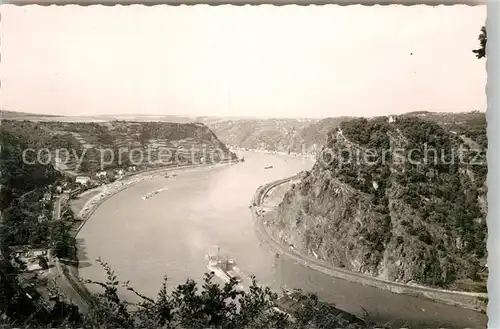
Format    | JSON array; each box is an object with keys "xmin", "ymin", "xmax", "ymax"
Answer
[{"xmin": 205, "ymin": 247, "xmax": 245, "ymax": 289}]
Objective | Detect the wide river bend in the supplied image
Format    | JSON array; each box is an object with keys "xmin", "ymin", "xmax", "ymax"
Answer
[{"xmin": 77, "ymin": 151, "xmax": 486, "ymax": 328}]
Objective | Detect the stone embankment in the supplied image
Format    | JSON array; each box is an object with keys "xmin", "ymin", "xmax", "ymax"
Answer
[{"xmin": 250, "ymin": 174, "xmax": 488, "ymax": 313}]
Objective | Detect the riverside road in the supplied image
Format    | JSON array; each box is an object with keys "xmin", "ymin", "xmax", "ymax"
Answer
[{"xmin": 252, "ymin": 175, "xmax": 486, "ymax": 311}]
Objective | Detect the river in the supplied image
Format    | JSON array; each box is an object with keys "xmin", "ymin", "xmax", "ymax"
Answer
[{"xmin": 77, "ymin": 151, "xmax": 486, "ymax": 328}]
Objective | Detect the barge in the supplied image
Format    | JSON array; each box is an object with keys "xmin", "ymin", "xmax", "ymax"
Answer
[{"xmin": 142, "ymin": 190, "xmax": 159, "ymax": 200}]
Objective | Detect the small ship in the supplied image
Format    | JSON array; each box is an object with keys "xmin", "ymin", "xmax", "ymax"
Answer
[
  {"xmin": 205, "ymin": 248, "xmax": 245, "ymax": 289},
  {"xmin": 264, "ymin": 166, "xmax": 273, "ymax": 170}
]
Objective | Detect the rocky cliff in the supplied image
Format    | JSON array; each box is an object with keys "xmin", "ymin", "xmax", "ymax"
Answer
[
  {"xmin": 270, "ymin": 114, "xmax": 487, "ymax": 292},
  {"xmin": 199, "ymin": 112, "xmax": 484, "ymax": 156}
]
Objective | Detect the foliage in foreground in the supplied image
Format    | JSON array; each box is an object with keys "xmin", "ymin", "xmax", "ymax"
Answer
[
  {"xmin": 1, "ymin": 258, "xmax": 387, "ymax": 329},
  {"xmin": 81, "ymin": 259, "xmax": 378, "ymax": 329}
]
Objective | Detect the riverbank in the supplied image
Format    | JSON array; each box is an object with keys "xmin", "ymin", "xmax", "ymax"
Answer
[
  {"xmin": 75, "ymin": 160, "xmax": 239, "ymax": 231},
  {"xmin": 250, "ymin": 175, "xmax": 488, "ymax": 314},
  {"xmin": 59, "ymin": 160, "xmax": 240, "ymax": 307}
]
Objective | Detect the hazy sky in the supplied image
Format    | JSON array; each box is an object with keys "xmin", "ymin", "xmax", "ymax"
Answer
[{"xmin": 0, "ymin": 5, "xmax": 486, "ymax": 118}]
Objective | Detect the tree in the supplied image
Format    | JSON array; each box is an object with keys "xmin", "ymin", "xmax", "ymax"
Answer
[
  {"xmin": 473, "ymin": 26, "xmax": 486, "ymax": 59},
  {"xmin": 60, "ymin": 205, "xmax": 75, "ymax": 222},
  {"xmin": 50, "ymin": 221, "xmax": 76, "ymax": 259},
  {"xmin": 37, "ymin": 255, "xmax": 49, "ymax": 270}
]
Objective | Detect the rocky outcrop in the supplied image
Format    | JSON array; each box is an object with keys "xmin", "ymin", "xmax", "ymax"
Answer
[{"xmin": 270, "ymin": 114, "xmax": 488, "ymax": 293}]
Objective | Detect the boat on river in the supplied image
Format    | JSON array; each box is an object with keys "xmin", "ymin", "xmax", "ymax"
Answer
[
  {"xmin": 142, "ymin": 190, "xmax": 160, "ymax": 200},
  {"xmin": 205, "ymin": 248, "xmax": 245, "ymax": 289}
]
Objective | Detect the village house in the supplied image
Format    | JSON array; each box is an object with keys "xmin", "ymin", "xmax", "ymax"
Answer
[
  {"xmin": 75, "ymin": 176, "xmax": 91, "ymax": 185},
  {"xmin": 10, "ymin": 247, "xmax": 47, "ymax": 269}
]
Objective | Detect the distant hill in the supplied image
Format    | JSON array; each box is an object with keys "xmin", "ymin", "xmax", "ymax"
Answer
[
  {"xmin": 202, "ymin": 111, "xmax": 486, "ymax": 156},
  {"xmin": 1, "ymin": 110, "xmax": 60, "ymax": 120},
  {"xmin": 3, "ymin": 110, "xmax": 486, "ymax": 157},
  {"xmin": 1, "ymin": 111, "xmax": 201, "ymax": 123},
  {"xmin": 203, "ymin": 117, "xmax": 354, "ymax": 155},
  {"xmin": 1, "ymin": 120, "xmax": 237, "ymax": 175}
]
